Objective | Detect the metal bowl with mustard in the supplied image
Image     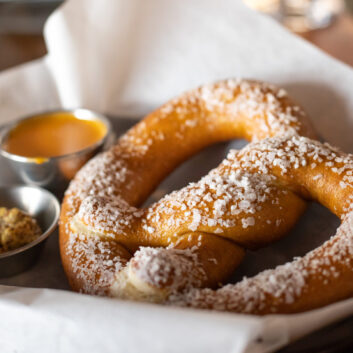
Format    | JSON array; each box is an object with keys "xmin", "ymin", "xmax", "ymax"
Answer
[{"xmin": 0, "ymin": 185, "xmax": 60, "ymax": 277}]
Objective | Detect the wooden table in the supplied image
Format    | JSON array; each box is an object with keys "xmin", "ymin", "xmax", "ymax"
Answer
[
  {"xmin": 0, "ymin": 33, "xmax": 46, "ymax": 70},
  {"xmin": 303, "ymin": 13, "xmax": 353, "ymax": 67}
]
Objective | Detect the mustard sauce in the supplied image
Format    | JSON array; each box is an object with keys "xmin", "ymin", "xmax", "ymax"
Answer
[{"xmin": 3, "ymin": 112, "xmax": 107, "ymax": 159}]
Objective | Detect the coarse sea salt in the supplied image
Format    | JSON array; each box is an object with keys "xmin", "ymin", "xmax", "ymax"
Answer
[{"xmin": 61, "ymin": 79, "xmax": 353, "ymax": 312}]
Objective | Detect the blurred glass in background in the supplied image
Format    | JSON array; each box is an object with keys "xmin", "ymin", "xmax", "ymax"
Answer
[{"xmin": 244, "ymin": 0, "xmax": 347, "ymax": 32}]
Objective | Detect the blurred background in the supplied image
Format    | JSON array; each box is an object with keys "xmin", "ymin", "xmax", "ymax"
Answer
[{"xmin": 0, "ymin": 0, "xmax": 352, "ymax": 71}]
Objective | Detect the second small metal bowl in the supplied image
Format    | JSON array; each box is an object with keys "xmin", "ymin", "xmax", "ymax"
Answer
[
  {"xmin": 0, "ymin": 108, "xmax": 112, "ymax": 196},
  {"xmin": 0, "ymin": 185, "xmax": 60, "ymax": 277}
]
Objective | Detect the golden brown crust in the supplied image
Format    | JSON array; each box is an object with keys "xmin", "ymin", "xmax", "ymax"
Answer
[
  {"xmin": 169, "ymin": 136, "xmax": 353, "ymax": 314},
  {"xmin": 59, "ymin": 79, "xmax": 316, "ymax": 302}
]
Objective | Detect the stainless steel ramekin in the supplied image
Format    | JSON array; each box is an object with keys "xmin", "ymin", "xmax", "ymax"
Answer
[
  {"xmin": 0, "ymin": 185, "xmax": 60, "ymax": 277},
  {"xmin": 0, "ymin": 108, "xmax": 112, "ymax": 196}
]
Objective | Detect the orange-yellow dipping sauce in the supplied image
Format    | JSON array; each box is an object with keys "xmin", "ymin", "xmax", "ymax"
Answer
[{"xmin": 3, "ymin": 112, "xmax": 107, "ymax": 158}]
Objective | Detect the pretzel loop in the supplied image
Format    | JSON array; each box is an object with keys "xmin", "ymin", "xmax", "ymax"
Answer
[{"xmin": 170, "ymin": 135, "xmax": 353, "ymax": 314}]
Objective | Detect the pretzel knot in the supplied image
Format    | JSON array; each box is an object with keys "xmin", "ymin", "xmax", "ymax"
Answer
[{"xmin": 60, "ymin": 79, "xmax": 323, "ymax": 309}]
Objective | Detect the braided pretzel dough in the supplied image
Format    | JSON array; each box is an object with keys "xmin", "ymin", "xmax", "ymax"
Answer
[
  {"xmin": 170, "ymin": 135, "xmax": 353, "ymax": 314},
  {"xmin": 59, "ymin": 79, "xmax": 315, "ymax": 302}
]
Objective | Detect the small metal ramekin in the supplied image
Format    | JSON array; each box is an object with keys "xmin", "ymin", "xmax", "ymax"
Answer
[
  {"xmin": 0, "ymin": 108, "xmax": 113, "ymax": 196},
  {"xmin": 0, "ymin": 185, "xmax": 60, "ymax": 277}
]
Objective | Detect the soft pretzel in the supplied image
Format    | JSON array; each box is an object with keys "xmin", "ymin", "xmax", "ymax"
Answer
[
  {"xmin": 169, "ymin": 135, "xmax": 353, "ymax": 314},
  {"xmin": 59, "ymin": 79, "xmax": 315, "ymax": 301}
]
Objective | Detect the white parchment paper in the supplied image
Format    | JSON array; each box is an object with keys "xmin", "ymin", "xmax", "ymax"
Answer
[{"xmin": 1, "ymin": 0, "xmax": 353, "ymax": 352}]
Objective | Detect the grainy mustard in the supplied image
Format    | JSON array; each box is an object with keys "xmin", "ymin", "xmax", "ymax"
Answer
[{"xmin": 0, "ymin": 207, "xmax": 42, "ymax": 253}]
